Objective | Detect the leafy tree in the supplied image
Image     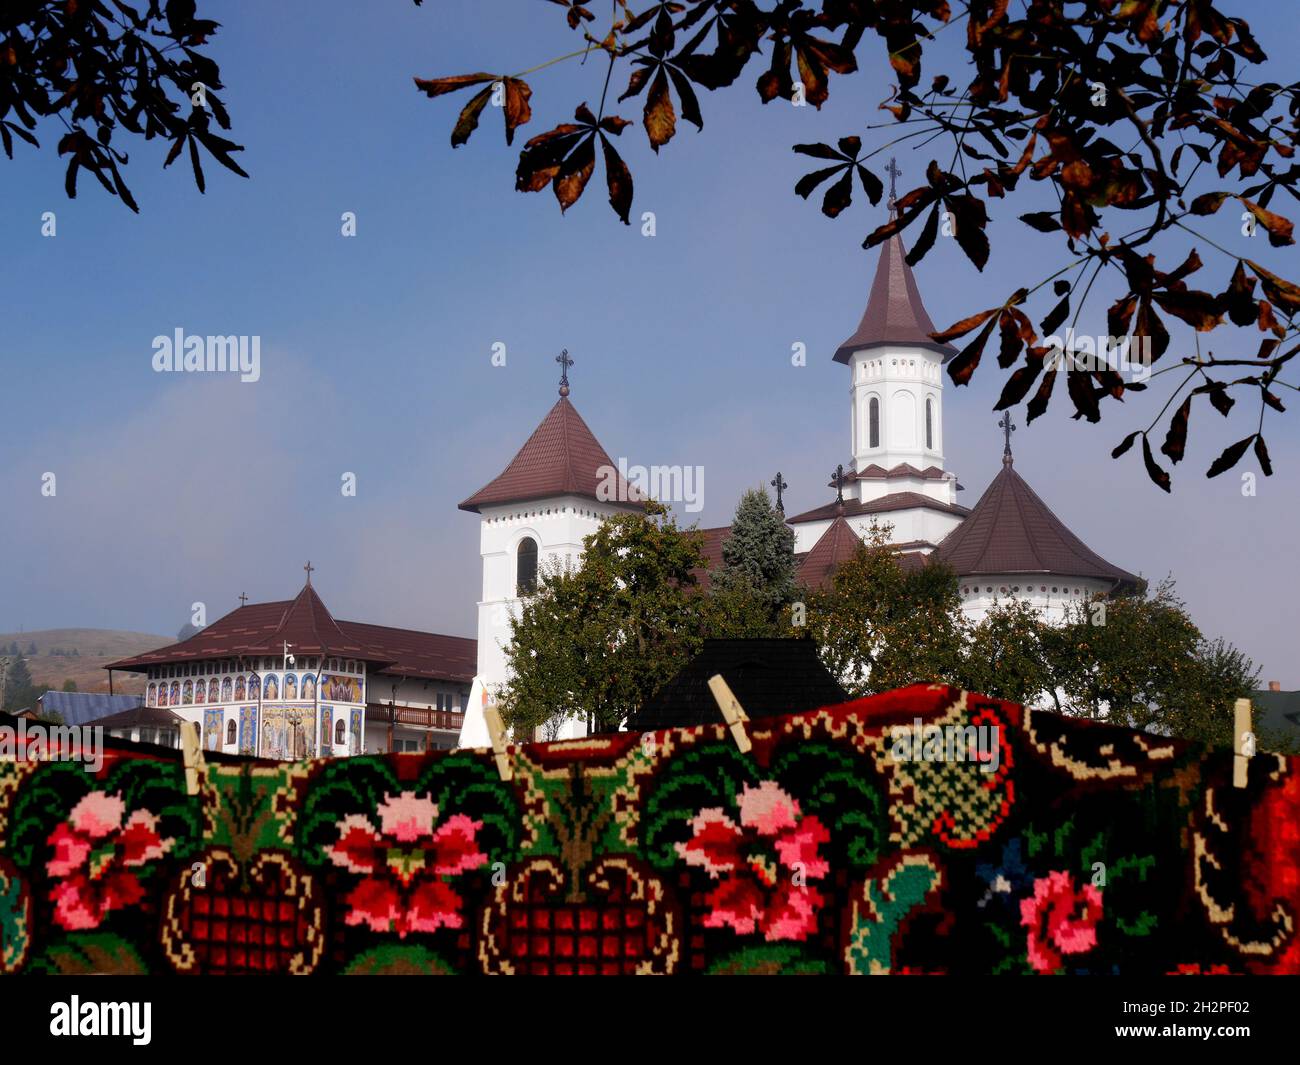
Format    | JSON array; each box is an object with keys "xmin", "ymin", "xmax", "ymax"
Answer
[
  {"xmin": 699, "ymin": 569, "xmax": 795, "ymax": 639},
  {"xmin": 808, "ymin": 523, "xmax": 965, "ymax": 696},
  {"xmin": 961, "ymin": 580, "xmax": 1262, "ymax": 750},
  {"xmin": 61, "ymin": 679, "xmax": 78, "ymax": 692},
  {"xmin": 417, "ymin": 1, "xmax": 1299, "ymax": 487},
  {"xmin": 2, "ymin": 0, "xmax": 247, "ymax": 209},
  {"xmin": 711, "ymin": 487, "xmax": 797, "ymax": 632},
  {"xmin": 498, "ymin": 501, "xmax": 706, "ymax": 735},
  {"xmin": 954, "ymin": 598, "xmax": 1057, "ymax": 707},
  {"xmin": 25, "ymin": 641, "xmax": 36, "ymax": 655}
]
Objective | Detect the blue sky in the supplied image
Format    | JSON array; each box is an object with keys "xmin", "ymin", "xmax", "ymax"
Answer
[{"xmin": 3, "ymin": 1, "xmax": 1298, "ymax": 685}]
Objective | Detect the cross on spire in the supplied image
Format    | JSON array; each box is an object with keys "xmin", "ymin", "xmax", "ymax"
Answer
[
  {"xmin": 238, "ymin": 592, "xmax": 248, "ymax": 607},
  {"xmin": 998, "ymin": 412, "xmax": 1016, "ymax": 465},
  {"xmin": 304, "ymin": 561, "xmax": 314, "ymax": 585},
  {"xmin": 770, "ymin": 471, "xmax": 788, "ymax": 514},
  {"xmin": 832, "ymin": 464, "xmax": 846, "ymax": 507},
  {"xmin": 885, "ymin": 156, "xmax": 902, "ymax": 211},
  {"xmin": 556, "ymin": 348, "xmax": 573, "ymax": 397}
]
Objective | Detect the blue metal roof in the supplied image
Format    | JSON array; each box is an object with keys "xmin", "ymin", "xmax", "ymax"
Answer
[{"xmin": 37, "ymin": 691, "xmax": 144, "ymax": 726}]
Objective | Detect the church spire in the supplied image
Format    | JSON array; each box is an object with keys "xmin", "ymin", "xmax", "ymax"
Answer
[{"xmin": 833, "ymin": 211, "xmax": 954, "ymax": 364}]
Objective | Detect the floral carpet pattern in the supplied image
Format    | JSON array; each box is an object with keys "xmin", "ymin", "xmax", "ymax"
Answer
[{"xmin": 1, "ymin": 684, "xmax": 1297, "ymax": 975}]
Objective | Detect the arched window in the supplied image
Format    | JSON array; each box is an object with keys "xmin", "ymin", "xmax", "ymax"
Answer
[
  {"xmin": 335, "ymin": 719, "xmax": 346, "ymax": 745},
  {"xmin": 925, "ymin": 398, "xmax": 934, "ymax": 450},
  {"xmin": 868, "ymin": 397, "xmax": 880, "ymax": 449},
  {"xmin": 225, "ymin": 719, "xmax": 236, "ymax": 745},
  {"xmin": 517, "ymin": 537, "xmax": 538, "ymax": 595}
]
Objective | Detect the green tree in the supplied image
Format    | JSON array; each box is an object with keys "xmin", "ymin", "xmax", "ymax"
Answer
[
  {"xmin": 61, "ymin": 679, "xmax": 78, "ymax": 692},
  {"xmin": 808, "ymin": 524, "xmax": 965, "ymax": 697},
  {"xmin": 499, "ymin": 501, "xmax": 705, "ymax": 736},
  {"xmin": 955, "ymin": 599, "xmax": 1057, "ymax": 708},
  {"xmin": 2, "ymin": 655, "xmax": 39, "ymax": 713},
  {"xmin": 713, "ymin": 488, "xmax": 797, "ymax": 629}
]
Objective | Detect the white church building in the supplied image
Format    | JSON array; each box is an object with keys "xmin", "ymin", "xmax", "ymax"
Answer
[{"xmin": 455, "ymin": 220, "xmax": 1138, "ymax": 747}]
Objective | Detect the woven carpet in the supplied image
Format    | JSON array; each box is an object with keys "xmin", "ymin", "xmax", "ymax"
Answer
[{"xmin": 1, "ymin": 684, "xmax": 1296, "ymax": 975}]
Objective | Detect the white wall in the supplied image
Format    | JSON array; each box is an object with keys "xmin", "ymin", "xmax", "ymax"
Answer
[
  {"xmin": 849, "ymin": 344, "xmax": 947, "ymax": 480},
  {"xmin": 957, "ymin": 575, "xmax": 1115, "ymax": 625}
]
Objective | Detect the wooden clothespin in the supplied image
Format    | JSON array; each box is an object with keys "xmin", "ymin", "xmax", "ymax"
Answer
[
  {"xmin": 1233, "ymin": 697, "xmax": 1254, "ymax": 789},
  {"xmin": 708, "ymin": 674, "xmax": 752, "ymax": 755},
  {"xmin": 180, "ymin": 721, "xmax": 206, "ymax": 796},
  {"xmin": 483, "ymin": 705, "xmax": 513, "ymax": 782}
]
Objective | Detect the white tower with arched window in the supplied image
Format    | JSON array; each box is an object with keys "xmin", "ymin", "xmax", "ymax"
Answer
[
  {"xmin": 456, "ymin": 379, "xmax": 643, "ymax": 746},
  {"xmin": 787, "ymin": 228, "xmax": 966, "ymax": 554}
]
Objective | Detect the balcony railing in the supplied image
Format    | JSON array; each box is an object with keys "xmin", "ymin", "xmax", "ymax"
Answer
[{"xmin": 368, "ymin": 703, "xmax": 463, "ymax": 731}]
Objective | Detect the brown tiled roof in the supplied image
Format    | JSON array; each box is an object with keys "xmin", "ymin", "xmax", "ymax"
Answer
[
  {"xmin": 336, "ymin": 621, "xmax": 476, "ymax": 683},
  {"xmin": 786, "ymin": 492, "xmax": 969, "ymax": 524},
  {"xmin": 459, "ymin": 396, "xmax": 645, "ymax": 513},
  {"xmin": 934, "ymin": 459, "xmax": 1139, "ymax": 588},
  {"xmin": 834, "ymin": 232, "xmax": 957, "ymax": 363},
  {"xmin": 845, "ymin": 463, "xmax": 948, "ymax": 481},
  {"xmin": 690, "ymin": 525, "xmax": 731, "ymax": 591},
  {"xmin": 106, "ymin": 585, "xmax": 477, "ymax": 682},
  {"xmin": 797, "ymin": 516, "xmax": 863, "ymax": 590}
]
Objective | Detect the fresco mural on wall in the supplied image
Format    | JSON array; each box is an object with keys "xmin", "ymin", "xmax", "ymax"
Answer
[
  {"xmin": 194, "ymin": 680, "xmax": 206, "ymax": 706},
  {"xmin": 220, "ymin": 677, "xmax": 231, "ymax": 702},
  {"xmin": 323, "ymin": 674, "xmax": 362, "ymax": 703},
  {"xmin": 319, "ymin": 707, "xmax": 333, "ymax": 758},
  {"xmin": 169, "ymin": 682, "xmax": 180, "ymax": 706},
  {"xmin": 263, "ymin": 675, "xmax": 280, "ymax": 701},
  {"xmin": 285, "ymin": 674, "xmax": 298, "ymax": 701},
  {"xmin": 249, "ymin": 675, "xmax": 260, "ymax": 700},
  {"xmin": 237, "ymin": 706, "xmax": 258, "ymax": 757},
  {"xmin": 301, "ymin": 674, "xmax": 316, "ymax": 702},
  {"xmin": 147, "ymin": 683, "xmax": 157, "ymax": 707},
  {"xmin": 202, "ymin": 709, "xmax": 223, "ymax": 753},
  {"xmin": 182, "ymin": 681, "xmax": 194, "ymax": 706},
  {"xmin": 349, "ymin": 708, "xmax": 362, "ymax": 755},
  {"xmin": 259, "ymin": 706, "xmax": 315, "ymax": 761}
]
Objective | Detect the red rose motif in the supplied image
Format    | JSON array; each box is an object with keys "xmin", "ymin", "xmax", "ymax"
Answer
[
  {"xmin": 328, "ymin": 790, "xmax": 487, "ymax": 938},
  {"xmin": 676, "ymin": 780, "xmax": 830, "ymax": 942},
  {"xmin": 1019, "ymin": 870, "xmax": 1103, "ymax": 973},
  {"xmin": 46, "ymin": 791, "xmax": 174, "ymax": 931}
]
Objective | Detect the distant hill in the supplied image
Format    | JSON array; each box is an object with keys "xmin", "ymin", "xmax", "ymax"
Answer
[{"xmin": 0, "ymin": 628, "xmax": 172, "ymax": 696}]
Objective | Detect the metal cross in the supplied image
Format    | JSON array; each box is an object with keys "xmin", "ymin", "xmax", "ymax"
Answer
[
  {"xmin": 998, "ymin": 411, "xmax": 1016, "ymax": 463},
  {"xmin": 884, "ymin": 156, "xmax": 902, "ymax": 207},
  {"xmin": 238, "ymin": 592, "xmax": 248, "ymax": 607},
  {"xmin": 832, "ymin": 463, "xmax": 846, "ymax": 505},
  {"xmin": 770, "ymin": 471, "xmax": 788, "ymax": 513},
  {"xmin": 556, "ymin": 348, "xmax": 573, "ymax": 397},
  {"xmin": 304, "ymin": 560, "xmax": 314, "ymax": 585}
]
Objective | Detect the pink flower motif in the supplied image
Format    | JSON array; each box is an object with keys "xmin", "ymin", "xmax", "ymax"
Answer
[
  {"xmin": 327, "ymin": 790, "xmax": 488, "ymax": 938},
  {"xmin": 45, "ymin": 792, "xmax": 174, "ymax": 931},
  {"xmin": 1019, "ymin": 870, "xmax": 1103, "ymax": 973},
  {"xmin": 676, "ymin": 781, "xmax": 830, "ymax": 942}
]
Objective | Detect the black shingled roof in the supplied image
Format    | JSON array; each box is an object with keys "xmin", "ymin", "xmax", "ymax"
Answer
[{"xmin": 625, "ymin": 639, "xmax": 848, "ymax": 732}]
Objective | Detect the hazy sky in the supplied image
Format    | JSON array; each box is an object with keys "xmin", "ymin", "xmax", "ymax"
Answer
[{"xmin": 3, "ymin": 1, "xmax": 1298, "ymax": 684}]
